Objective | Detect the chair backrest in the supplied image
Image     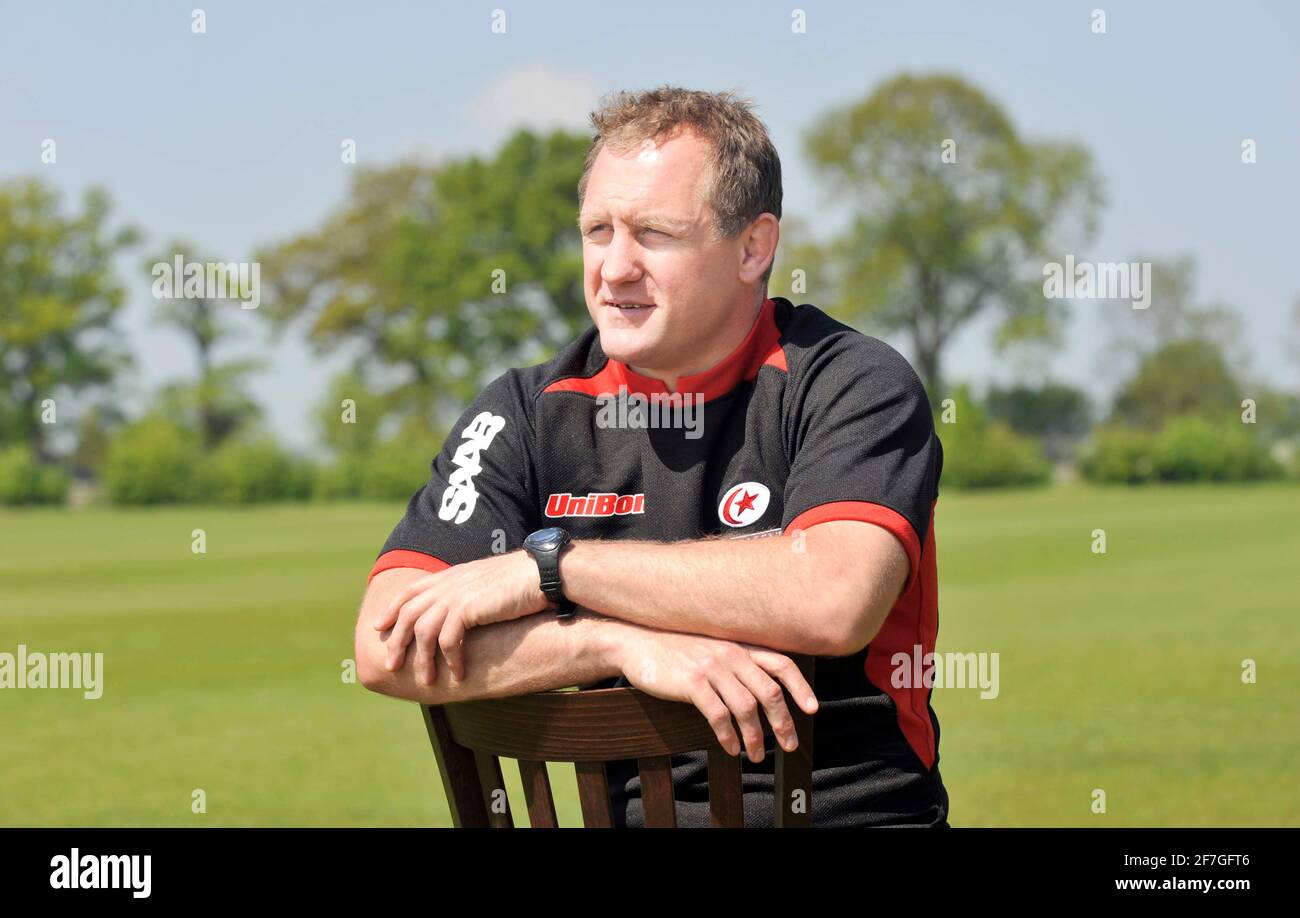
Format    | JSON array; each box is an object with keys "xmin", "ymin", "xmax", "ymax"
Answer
[{"xmin": 421, "ymin": 655, "xmax": 815, "ymax": 828}]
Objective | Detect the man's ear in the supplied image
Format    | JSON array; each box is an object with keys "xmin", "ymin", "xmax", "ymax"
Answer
[{"xmin": 738, "ymin": 213, "xmax": 780, "ymax": 285}]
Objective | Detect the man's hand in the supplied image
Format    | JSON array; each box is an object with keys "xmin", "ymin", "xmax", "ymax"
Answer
[
  {"xmin": 370, "ymin": 550, "xmax": 549, "ymax": 683},
  {"xmin": 606, "ymin": 621, "xmax": 819, "ymax": 764}
]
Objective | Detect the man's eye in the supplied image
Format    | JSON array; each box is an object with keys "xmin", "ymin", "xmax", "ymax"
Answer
[{"xmin": 582, "ymin": 225, "xmax": 668, "ymax": 238}]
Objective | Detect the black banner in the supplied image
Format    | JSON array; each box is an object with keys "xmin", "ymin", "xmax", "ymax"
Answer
[{"xmin": 0, "ymin": 828, "xmax": 1282, "ymax": 904}]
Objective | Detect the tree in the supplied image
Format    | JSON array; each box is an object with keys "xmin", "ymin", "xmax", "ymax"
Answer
[
  {"xmin": 1099, "ymin": 254, "xmax": 1244, "ymax": 378},
  {"xmin": 1100, "ymin": 255, "xmax": 1259, "ymax": 431},
  {"xmin": 143, "ymin": 240, "xmax": 261, "ymax": 447},
  {"xmin": 985, "ymin": 381, "xmax": 1092, "ymax": 462},
  {"xmin": 793, "ymin": 73, "xmax": 1103, "ymax": 395},
  {"xmin": 257, "ymin": 128, "xmax": 590, "ymax": 432},
  {"xmin": 67, "ymin": 402, "xmax": 127, "ymax": 479},
  {"xmin": 0, "ymin": 179, "xmax": 139, "ymax": 459},
  {"xmin": 1110, "ymin": 339, "xmax": 1241, "ymax": 430},
  {"xmin": 313, "ymin": 370, "xmax": 384, "ymax": 457}
]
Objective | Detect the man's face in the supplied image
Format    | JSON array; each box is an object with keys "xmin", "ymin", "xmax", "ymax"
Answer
[{"xmin": 579, "ymin": 129, "xmax": 758, "ymax": 386}]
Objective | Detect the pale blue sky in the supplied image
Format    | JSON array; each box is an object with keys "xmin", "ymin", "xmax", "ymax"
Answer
[{"xmin": 2, "ymin": 0, "xmax": 1296, "ymax": 450}]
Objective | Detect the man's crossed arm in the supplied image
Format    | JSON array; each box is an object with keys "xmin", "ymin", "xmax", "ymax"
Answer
[{"xmin": 355, "ymin": 520, "xmax": 908, "ymax": 762}]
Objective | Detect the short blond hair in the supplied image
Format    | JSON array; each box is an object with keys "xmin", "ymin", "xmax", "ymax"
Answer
[{"xmin": 578, "ymin": 86, "xmax": 783, "ymax": 285}]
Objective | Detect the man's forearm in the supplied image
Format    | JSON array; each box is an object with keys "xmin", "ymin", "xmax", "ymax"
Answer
[
  {"xmin": 558, "ymin": 535, "xmax": 829, "ymax": 656},
  {"xmin": 358, "ymin": 605, "xmax": 624, "ymax": 704},
  {"xmin": 556, "ymin": 521, "xmax": 907, "ymax": 657}
]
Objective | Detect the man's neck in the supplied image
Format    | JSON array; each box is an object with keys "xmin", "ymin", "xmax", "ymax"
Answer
[{"xmin": 628, "ymin": 292, "xmax": 766, "ymax": 392}]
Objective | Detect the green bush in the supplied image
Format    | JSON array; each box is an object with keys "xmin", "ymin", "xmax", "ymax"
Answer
[
  {"xmin": 1151, "ymin": 417, "xmax": 1281, "ymax": 482},
  {"xmin": 102, "ymin": 417, "xmax": 203, "ymax": 505},
  {"xmin": 1077, "ymin": 426, "xmax": 1159, "ymax": 484},
  {"xmin": 105, "ymin": 419, "xmax": 317, "ymax": 505},
  {"xmin": 358, "ymin": 436, "xmax": 440, "ymax": 501},
  {"xmin": 936, "ymin": 385, "xmax": 1052, "ymax": 489},
  {"xmin": 311, "ymin": 452, "xmax": 365, "ymax": 500},
  {"xmin": 942, "ymin": 420, "xmax": 1053, "ymax": 488},
  {"xmin": 313, "ymin": 434, "xmax": 443, "ymax": 502},
  {"xmin": 199, "ymin": 438, "xmax": 314, "ymax": 504},
  {"xmin": 1080, "ymin": 416, "xmax": 1282, "ymax": 484},
  {"xmin": 0, "ymin": 446, "xmax": 70, "ymax": 505}
]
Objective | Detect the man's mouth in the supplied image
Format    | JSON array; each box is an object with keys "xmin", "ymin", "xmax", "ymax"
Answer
[{"xmin": 605, "ymin": 301, "xmax": 656, "ymax": 312}]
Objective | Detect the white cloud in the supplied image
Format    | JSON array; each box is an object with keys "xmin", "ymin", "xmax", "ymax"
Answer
[{"xmin": 463, "ymin": 65, "xmax": 603, "ymax": 140}]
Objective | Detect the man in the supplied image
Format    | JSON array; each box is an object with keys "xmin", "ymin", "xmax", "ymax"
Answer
[{"xmin": 356, "ymin": 86, "xmax": 948, "ymax": 828}]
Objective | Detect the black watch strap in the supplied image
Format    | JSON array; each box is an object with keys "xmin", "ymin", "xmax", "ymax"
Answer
[
  {"xmin": 540, "ymin": 554, "xmax": 576, "ymax": 618},
  {"xmin": 525, "ymin": 530, "xmax": 575, "ymax": 618}
]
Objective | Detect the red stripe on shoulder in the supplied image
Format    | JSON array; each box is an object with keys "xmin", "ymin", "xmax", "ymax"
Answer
[
  {"xmin": 785, "ymin": 499, "xmax": 940, "ymax": 769},
  {"xmin": 784, "ymin": 500, "xmax": 921, "ymax": 593},
  {"xmin": 368, "ymin": 549, "xmax": 452, "ymax": 584},
  {"xmin": 864, "ymin": 500, "xmax": 940, "ymax": 770}
]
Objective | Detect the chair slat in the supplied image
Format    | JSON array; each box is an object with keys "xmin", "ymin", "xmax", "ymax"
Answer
[
  {"xmin": 637, "ymin": 756, "xmax": 677, "ymax": 828},
  {"xmin": 574, "ymin": 761, "xmax": 614, "ymax": 827},
  {"xmin": 474, "ymin": 751, "xmax": 513, "ymax": 828},
  {"xmin": 517, "ymin": 759, "xmax": 558, "ymax": 828},
  {"xmin": 775, "ymin": 656, "xmax": 816, "ymax": 828},
  {"xmin": 421, "ymin": 705, "xmax": 490, "ymax": 828},
  {"xmin": 707, "ymin": 744, "xmax": 744, "ymax": 827}
]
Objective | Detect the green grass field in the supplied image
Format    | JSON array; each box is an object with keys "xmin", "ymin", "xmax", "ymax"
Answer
[{"xmin": 2, "ymin": 483, "xmax": 1297, "ymax": 826}]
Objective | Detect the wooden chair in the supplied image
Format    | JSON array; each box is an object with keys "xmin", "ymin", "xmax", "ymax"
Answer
[{"xmin": 420, "ymin": 655, "xmax": 815, "ymax": 828}]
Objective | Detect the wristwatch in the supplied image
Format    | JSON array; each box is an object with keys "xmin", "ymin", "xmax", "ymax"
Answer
[{"xmin": 523, "ymin": 527, "xmax": 575, "ymax": 618}]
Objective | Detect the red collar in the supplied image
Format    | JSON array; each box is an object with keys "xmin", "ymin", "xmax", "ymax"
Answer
[{"xmin": 547, "ymin": 297, "xmax": 786, "ymax": 403}]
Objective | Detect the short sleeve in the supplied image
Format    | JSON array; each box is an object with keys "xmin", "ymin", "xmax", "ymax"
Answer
[
  {"xmin": 780, "ymin": 334, "xmax": 942, "ymax": 593},
  {"xmin": 369, "ymin": 371, "xmax": 540, "ymax": 583}
]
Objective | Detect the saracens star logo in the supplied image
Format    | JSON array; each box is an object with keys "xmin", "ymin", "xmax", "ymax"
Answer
[{"xmin": 718, "ymin": 482, "xmax": 771, "ymax": 528}]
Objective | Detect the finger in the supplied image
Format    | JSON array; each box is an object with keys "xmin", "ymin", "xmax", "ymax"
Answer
[
  {"xmin": 411, "ymin": 604, "xmax": 449, "ymax": 686},
  {"xmin": 709, "ymin": 672, "xmax": 766, "ymax": 763},
  {"xmin": 732, "ymin": 660, "xmax": 798, "ymax": 753},
  {"xmin": 385, "ymin": 591, "xmax": 440, "ymax": 671},
  {"xmin": 439, "ymin": 610, "xmax": 468, "ymax": 681},
  {"xmin": 374, "ymin": 581, "xmax": 420, "ymax": 631},
  {"xmin": 687, "ymin": 679, "xmax": 741, "ymax": 757},
  {"xmin": 748, "ymin": 649, "xmax": 819, "ymax": 715},
  {"xmin": 373, "ymin": 577, "xmax": 431, "ymax": 631}
]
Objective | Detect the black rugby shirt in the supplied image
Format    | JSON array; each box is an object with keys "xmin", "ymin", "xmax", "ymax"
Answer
[{"xmin": 370, "ymin": 295, "xmax": 948, "ymax": 827}]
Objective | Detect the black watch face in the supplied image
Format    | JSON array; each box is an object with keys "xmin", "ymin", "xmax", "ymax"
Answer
[{"xmin": 526, "ymin": 527, "xmax": 567, "ymax": 552}]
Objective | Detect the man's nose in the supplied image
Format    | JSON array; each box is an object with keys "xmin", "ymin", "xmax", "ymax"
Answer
[{"xmin": 600, "ymin": 229, "xmax": 643, "ymax": 286}]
